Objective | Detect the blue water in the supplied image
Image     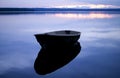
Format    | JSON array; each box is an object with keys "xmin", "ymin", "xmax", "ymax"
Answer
[{"xmin": 0, "ymin": 11, "xmax": 120, "ymax": 78}]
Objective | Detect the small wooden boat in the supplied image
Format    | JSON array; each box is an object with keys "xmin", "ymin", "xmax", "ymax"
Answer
[{"xmin": 35, "ymin": 30, "xmax": 81, "ymax": 48}]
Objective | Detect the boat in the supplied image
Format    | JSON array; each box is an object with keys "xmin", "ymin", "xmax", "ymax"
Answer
[{"xmin": 35, "ymin": 30, "xmax": 81, "ymax": 48}]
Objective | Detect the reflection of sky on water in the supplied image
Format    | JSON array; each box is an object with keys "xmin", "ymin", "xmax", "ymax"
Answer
[
  {"xmin": 0, "ymin": 12, "xmax": 120, "ymax": 78},
  {"xmin": 55, "ymin": 13, "xmax": 114, "ymax": 19}
]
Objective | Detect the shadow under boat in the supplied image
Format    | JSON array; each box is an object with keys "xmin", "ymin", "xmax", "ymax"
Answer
[
  {"xmin": 34, "ymin": 30, "xmax": 81, "ymax": 75},
  {"xmin": 34, "ymin": 42, "xmax": 81, "ymax": 75}
]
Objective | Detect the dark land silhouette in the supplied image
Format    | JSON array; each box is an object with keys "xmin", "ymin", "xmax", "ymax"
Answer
[{"xmin": 0, "ymin": 8, "xmax": 120, "ymax": 14}]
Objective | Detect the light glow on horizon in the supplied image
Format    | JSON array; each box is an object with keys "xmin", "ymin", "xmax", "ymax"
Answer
[
  {"xmin": 53, "ymin": 4, "xmax": 120, "ymax": 9},
  {"xmin": 0, "ymin": 0, "xmax": 120, "ymax": 8},
  {"xmin": 55, "ymin": 13, "xmax": 114, "ymax": 19}
]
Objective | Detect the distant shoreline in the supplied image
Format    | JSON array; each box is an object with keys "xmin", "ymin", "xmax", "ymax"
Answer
[
  {"xmin": 0, "ymin": 8, "xmax": 120, "ymax": 14},
  {"xmin": 0, "ymin": 8, "xmax": 120, "ymax": 11}
]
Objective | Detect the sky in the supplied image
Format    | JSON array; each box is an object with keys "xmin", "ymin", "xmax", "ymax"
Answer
[{"xmin": 0, "ymin": 0, "xmax": 120, "ymax": 8}]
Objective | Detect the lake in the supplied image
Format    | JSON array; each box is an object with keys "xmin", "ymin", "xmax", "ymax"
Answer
[{"xmin": 0, "ymin": 11, "xmax": 120, "ymax": 78}]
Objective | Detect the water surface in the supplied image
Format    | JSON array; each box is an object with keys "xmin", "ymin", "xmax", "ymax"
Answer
[{"xmin": 0, "ymin": 11, "xmax": 120, "ymax": 78}]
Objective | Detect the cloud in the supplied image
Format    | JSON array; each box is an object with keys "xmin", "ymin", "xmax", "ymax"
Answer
[
  {"xmin": 73, "ymin": 0, "xmax": 120, "ymax": 6},
  {"xmin": 0, "ymin": 0, "xmax": 41, "ymax": 7},
  {"xmin": 0, "ymin": 0, "xmax": 120, "ymax": 8},
  {"xmin": 54, "ymin": 4, "xmax": 120, "ymax": 8}
]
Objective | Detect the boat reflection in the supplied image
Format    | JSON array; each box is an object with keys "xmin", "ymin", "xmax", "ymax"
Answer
[{"xmin": 34, "ymin": 42, "xmax": 81, "ymax": 75}]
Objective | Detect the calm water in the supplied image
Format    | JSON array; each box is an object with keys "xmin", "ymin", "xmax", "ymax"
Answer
[{"xmin": 0, "ymin": 11, "xmax": 120, "ymax": 78}]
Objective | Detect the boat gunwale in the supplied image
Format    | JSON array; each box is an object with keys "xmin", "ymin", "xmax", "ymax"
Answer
[{"xmin": 34, "ymin": 30, "xmax": 81, "ymax": 37}]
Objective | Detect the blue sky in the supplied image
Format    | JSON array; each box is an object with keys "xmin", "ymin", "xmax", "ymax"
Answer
[{"xmin": 0, "ymin": 0, "xmax": 120, "ymax": 8}]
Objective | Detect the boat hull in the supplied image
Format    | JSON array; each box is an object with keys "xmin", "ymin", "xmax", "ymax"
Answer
[{"xmin": 35, "ymin": 30, "xmax": 80, "ymax": 48}]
